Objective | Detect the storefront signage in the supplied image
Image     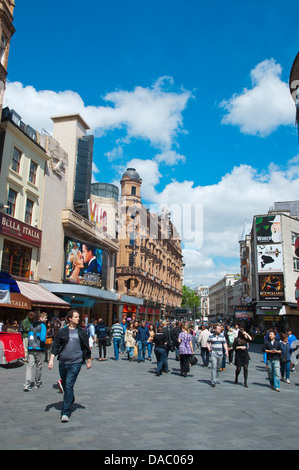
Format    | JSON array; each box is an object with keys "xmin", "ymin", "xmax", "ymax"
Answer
[
  {"xmin": 123, "ymin": 304, "xmax": 136, "ymax": 313},
  {"xmin": 0, "ymin": 213, "xmax": 42, "ymax": 247},
  {"xmin": 0, "ymin": 292, "xmax": 31, "ymax": 309},
  {"xmin": 259, "ymin": 274, "xmax": 285, "ymax": 301},
  {"xmin": 234, "ymin": 305, "xmax": 253, "ymax": 319}
]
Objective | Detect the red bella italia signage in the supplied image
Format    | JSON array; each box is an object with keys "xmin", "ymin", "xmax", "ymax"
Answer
[{"xmin": 0, "ymin": 213, "xmax": 42, "ymax": 247}]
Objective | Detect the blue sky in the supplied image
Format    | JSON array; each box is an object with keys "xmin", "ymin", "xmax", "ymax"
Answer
[{"xmin": 5, "ymin": 0, "xmax": 299, "ymax": 287}]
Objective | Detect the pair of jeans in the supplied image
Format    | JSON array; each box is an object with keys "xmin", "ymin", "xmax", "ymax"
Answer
[
  {"xmin": 98, "ymin": 337, "xmax": 107, "ymax": 359},
  {"xmin": 113, "ymin": 338, "xmax": 121, "ymax": 360},
  {"xmin": 201, "ymin": 347, "xmax": 210, "ymax": 366},
  {"xmin": 154, "ymin": 347, "xmax": 168, "ymax": 374},
  {"xmin": 127, "ymin": 346, "xmax": 134, "ymax": 358},
  {"xmin": 280, "ymin": 360, "xmax": 291, "ymax": 380},
  {"xmin": 59, "ymin": 361, "xmax": 82, "ymax": 417},
  {"xmin": 138, "ymin": 340, "xmax": 147, "ymax": 361},
  {"xmin": 211, "ymin": 353, "xmax": 223, "ymax": 384},
  {"xmin": 146, "ymin": 341, "xmax": 153, "ymax": 359},
  {"xmin": 267, "ymin": 359, "xmax": 280, "ymax": 389}
]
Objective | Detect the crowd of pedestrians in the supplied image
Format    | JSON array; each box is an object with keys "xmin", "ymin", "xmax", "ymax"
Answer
[{"xmin": 1, "ymin": 310, "xmax": 298, "ymax": 423}]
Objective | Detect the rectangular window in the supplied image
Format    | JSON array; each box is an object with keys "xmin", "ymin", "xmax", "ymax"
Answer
[
  {"xmin": 29, "ymin": 160, "xmax": 37, "ymax": 185},
  {"xmin": 0, "ymin": 34, "xmax": 7, "ymax": 65},
  {"xmin": 6, "ymin": 188, "xmax": 17, "ymax": 217},
  {"xmin": 25, "ymin": 199, "xmax": 34, "ymax": 225},
  {"xmin": 294, "ymin": 258, "xmax": 299, "ymax": 271},
  {"xmin": 131, "ymin": 186, "xmax": 136, "ymax": 195},
  {"xmin": 11, "ymin": 147, "xmax": 22, "ymax": 173},
  {"xmin": 1, "ymin": 239, "xmax": 32, "ymax": 279}
]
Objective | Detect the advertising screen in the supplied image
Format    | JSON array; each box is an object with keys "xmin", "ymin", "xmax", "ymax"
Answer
[{"xmin": 64, "ymin": 237, "xmax": 107, "ymax": 288}]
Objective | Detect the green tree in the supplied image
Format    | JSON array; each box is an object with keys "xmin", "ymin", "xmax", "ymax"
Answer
[{"xmin": 181, "ymin": 285, "xmax": 200, "ymax": 318}]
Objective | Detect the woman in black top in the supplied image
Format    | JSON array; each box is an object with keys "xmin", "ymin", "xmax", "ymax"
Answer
[
  {"xmin": 153, "ymin": 326, "xmax": 169, "ymax": 376},
  {"xmin": 234, "ymin": 329, "xmax": 252, "ymax": 388}
]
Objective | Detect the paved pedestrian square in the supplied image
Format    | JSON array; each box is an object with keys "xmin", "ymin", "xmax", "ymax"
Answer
[{"xmin": 1, "ymin": 343, "xmax": 299, "ymax": 450}]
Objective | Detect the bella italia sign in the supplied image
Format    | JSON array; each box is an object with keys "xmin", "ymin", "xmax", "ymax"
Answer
[{"xmin": 0, "ymin": 213, "xmax": 42, "ymax": 247}]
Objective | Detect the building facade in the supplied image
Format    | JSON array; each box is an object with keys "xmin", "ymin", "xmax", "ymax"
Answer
[
  {"xmin": 196, "ymin": 286, "xmax": 209, "ymax": 320},
  {"xmin": 251, "ymin": 202, "xmax": 299, "ymax": 333},
  {"xmin": 0, "ymin": 1, "xmax": 15, "ymax": 114},
  {"xmin": 208, "ymin": 274, "xmax": 241, "ymax": 321},
  {"xmin": 0, "ymin": 107, "xmax": 70, "ymax": 320},
  {"xmin": 116, "ymin": 168, "xmax": 183, "ymax": 323},
  {"xmin": 37, "ymin": 114, "xmax": 131, "ymax": 326}
]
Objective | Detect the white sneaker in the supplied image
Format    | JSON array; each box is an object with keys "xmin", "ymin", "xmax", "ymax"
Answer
[
  {"xmin": 61, "ymin": 415, "xmax": 69, "ymax": 422},
  {"xmin": 286, "ymin": 379, "xmax": 291, "ymax": 384}
]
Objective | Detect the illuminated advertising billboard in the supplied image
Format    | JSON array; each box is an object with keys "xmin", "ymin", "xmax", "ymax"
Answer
[{"xmin": 64, "ymin": 237, "xmax": 108, "ymax": 288}]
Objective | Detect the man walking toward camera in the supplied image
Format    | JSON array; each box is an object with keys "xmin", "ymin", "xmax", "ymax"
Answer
[
  {"xmin": 207, "ymin": 324, "xmax": 228, "ymax": 387},
  {"xmin": 48, "ymin": 309, "xmax": 91, "ymax": 422}
]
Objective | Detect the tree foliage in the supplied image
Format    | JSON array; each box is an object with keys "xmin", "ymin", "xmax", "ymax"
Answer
[{"xmin": 181, "ymin": 285, "xmax": 199, "ymax": 309}]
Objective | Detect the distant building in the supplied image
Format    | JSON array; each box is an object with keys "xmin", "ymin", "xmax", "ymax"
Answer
[
  {"xmin": 208, "ymin": 274, "xmax": 241, "ymax": 321},
  {"xmin": 196, "ymin": 285, "xmax": 209, "ymax": 319},
  {"xmin": 116, "ymin": 168, "xmax": 183, "ymax": 323}
]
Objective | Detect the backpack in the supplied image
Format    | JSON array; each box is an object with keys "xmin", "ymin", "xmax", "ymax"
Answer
[{"xmin": 28, "ymin": 323, "xmax": 45, "ymax": 351}]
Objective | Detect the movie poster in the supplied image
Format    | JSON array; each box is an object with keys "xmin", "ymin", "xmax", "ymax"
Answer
[
  {"xmin": 255, "ymin": 215, "xmax": 282, "ymax": 243},
  {"xmin": 64, "ymin": 237, "xmax": 107, "ymax": 288},
  {"xmin": 259, "ymin": 274, "xmax": 285, "ymax": 301},
  {"xmin": 257, "ymin": 244, "xmax": 283, "ymax": 273}
]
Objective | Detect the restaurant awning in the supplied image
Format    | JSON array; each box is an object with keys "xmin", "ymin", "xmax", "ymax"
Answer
[{"xmin": 16, "ymin": 281, "xmax": 70, "ymax": 310}]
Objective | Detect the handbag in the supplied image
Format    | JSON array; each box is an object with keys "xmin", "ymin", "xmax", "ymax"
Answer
[
  {"xmin": 105, "ymin": 337, "xmax": 111, "ymax": 347},
  {"xmin": 190, "ymin": 355, "xmax": 198, "ymax": 366}
]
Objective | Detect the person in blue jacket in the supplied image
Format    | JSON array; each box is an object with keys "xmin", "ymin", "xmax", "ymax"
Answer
[
  {"xmin": 23, "ymin": 311, "xmax": 47, "ymax": 391},
  {"xmin": 136, "ymin": 320, "xmax": 149, "ymax": 362}
]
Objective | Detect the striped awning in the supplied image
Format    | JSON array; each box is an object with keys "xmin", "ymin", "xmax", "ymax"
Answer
[{"xmin": 17, "ymin": 281, "xmax": 70, "ymax": 309}]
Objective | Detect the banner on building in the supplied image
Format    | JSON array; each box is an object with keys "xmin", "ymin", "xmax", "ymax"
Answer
[
  {"xmin": 259, "ymin": 274, "xmax": 285, "ymax": 301},
  {"xmin": 255, "ymin": 215, "xmax": 282, "ymax": 243},
  {"xmin": 257, "ymin": 244, "xmax": 283, "ymax": 273}
]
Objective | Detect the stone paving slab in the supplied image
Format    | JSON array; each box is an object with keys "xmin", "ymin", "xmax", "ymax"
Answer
[{"xmin": 1, "ymin": 343, "xmax": 299, "ymax": 450}]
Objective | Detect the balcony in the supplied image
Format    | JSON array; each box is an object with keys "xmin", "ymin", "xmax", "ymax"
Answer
[{"xmin": 62, "ymin": 208, "xmax": 119, "ymax": 252}]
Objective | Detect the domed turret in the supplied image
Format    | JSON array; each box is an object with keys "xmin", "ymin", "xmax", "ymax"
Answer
[
  {"xmin": 120, "ymin": 168, "xmax": 142, "ymax": 200},
  {"xmin": 122, "ymin": 168, "xmax": 141, "ymax": 181}
]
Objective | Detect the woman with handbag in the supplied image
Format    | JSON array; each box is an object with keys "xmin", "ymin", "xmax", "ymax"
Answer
[
  {"xmin": 178, "ymin": 324, "xmax": 194, "ymax": 378},
  {"xmin": 125, "ymin": 323, "xmax": 136, "ymax": 361},
  {"xmin": 233, "ymin": 329, "xmax": 252, "ymax": 388}
]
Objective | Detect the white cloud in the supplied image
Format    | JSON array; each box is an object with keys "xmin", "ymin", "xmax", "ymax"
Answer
[
  {"xmin": 4, "ymin": 78, "xmax": 192, "ymax": 153},
  {"xmin": 155, "ymin": 150, "xmax": 186, "ymax": 165},
  {"xmin": 143, "ymin": 158, "xmax": 299, "ymax": 286},
  {"xmin": 220, "ymin": 59, "xmax": 295, "ymax": 136}
]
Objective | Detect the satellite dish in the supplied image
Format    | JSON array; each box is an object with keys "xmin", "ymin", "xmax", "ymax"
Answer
[{"xmin": 290, "ymin": 340, "xmax": 299, "ymax": 365}]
